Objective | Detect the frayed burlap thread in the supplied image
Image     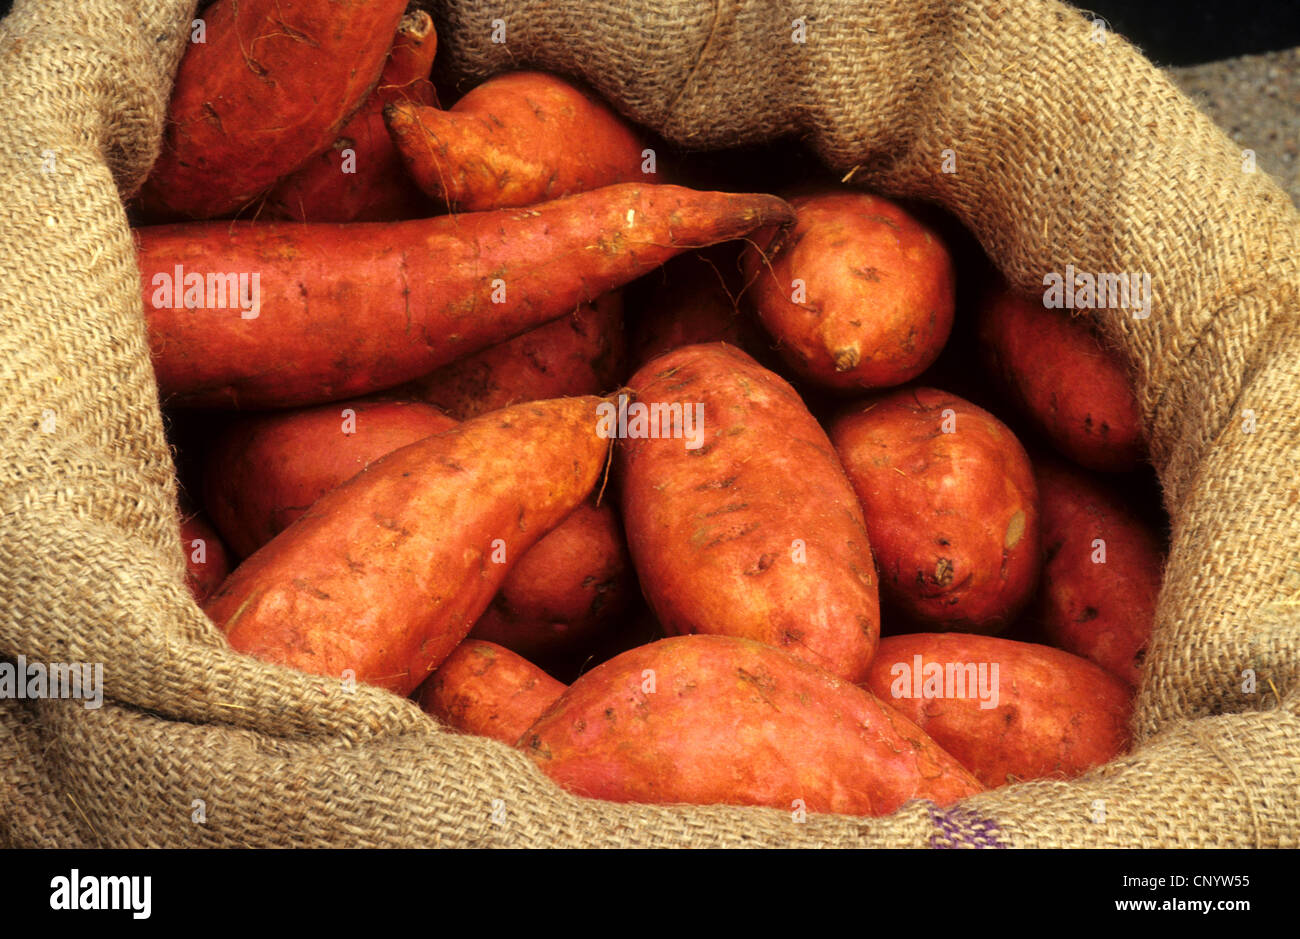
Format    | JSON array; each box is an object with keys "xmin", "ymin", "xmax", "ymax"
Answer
[{"xmin": 1, "ymin": 0, "xmax": 1297, "ymax": 847}]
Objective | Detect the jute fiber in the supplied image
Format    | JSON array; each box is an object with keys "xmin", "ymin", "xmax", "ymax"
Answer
[{"xmin": 1, "ymin": 0, "xmax": 1296, "ymax": 847}]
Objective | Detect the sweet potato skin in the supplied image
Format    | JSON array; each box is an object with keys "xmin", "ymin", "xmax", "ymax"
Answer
[
  {"xmin": 386, "ymin": 71, "xmax": 647, "ymax": 211},
  {"xmin": 180, "ymin": 511, "xmax": 231, "ymax": 603},
  {"xmin": 629, "ymin": 248, "xmax": 761, "ymax": 368},
  {"xmin": 207, "ymin": 397, "xmax": 610, "ymax": 695},
  {"xmin": 863, "ymin": 633, "xmax": 1133, "ymax": 789},
  {"xmin": 139, "ymin": 0, "xmax": 408, "ymax": 219},
  {"xmin": 741, "ymin": 190, "xmax": 955, "ymax": 390},
  {"xmin": 1033, "ymin": 459, "xmax": 1164, "ymax": 686},
  {"xmin": 204, "ymin": 398, "xmax": 632, "ymax": 657},
  {"xmin": 978, "ymin": 286, "xmax": 1144, "ymax": 472},
  {"xmin": 203, "ymin": 399, "xmax": 458, "ymax": 558},
  {"xmin": 830, "ymin": 387, "xmax": 1040, "ymax": 634},
  {"xmin": 401, "ymin": 292, "xmax": 626, "ymax": 420},
  {"xmin": 618, "ymin": 343, "xmax": 880, "ymax": 683},
  {"xmin": 138, "ymin": 184, "xmax": 794, "ymax": 408},
  {"xmin": 262, "ymin": 10, "xmax": 439, "ymax": 223},
  {"xmin": 417, "ymin": 640, "xmax": 566, "ymax": 745},
  {"xmin": 521, "ymin": 635, "xmax": 983, "ymax": 815},
  {"xmin": 470, "ymin": 500, "xmax": 633, "ymax": 659}
]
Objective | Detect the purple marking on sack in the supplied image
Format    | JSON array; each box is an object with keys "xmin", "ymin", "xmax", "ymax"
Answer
[{"xmin": 926, "ymin": 803, "xmax": 1008, "ymax": 849}]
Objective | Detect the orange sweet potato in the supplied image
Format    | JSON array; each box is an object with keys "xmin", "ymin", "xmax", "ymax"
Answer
[
  {"xmin": 863, "ymin": 633, "xmax": 1133, "ymax": 789},
  {"xmin": 262, "ymin": 10, "xmax": 439, "ymax": 223},
  {"xmin": 399, "ymin": 292, "xmax": 626, "ymax": 420},
  {"xmin": 205, "ymin": 397, "xmax": 634, "ymax": 660},
  {"xmin": 417, "ymin": 640, "xmax": 566, "ymax": 745},
  {"xmin": 206, "ymin": 397, "xmax": 610, "ymax": 695},
  {"xmin": 521, "ymin": 635, "xmax": 983, "ymax": 815},
  {"xmin": 385, "ymin": 71, "xmax": 648, "ymax": 211},
  {"xmin": 628, "ymin": 247, "xmax": 762, "ymax": 369},
  {"xmin": 138, "ymin": 0, "xmax": 408, "ymax": 220},
  {"xmin": 180, "ymin": 510, "xmax": 231, "ymax": 603},
  {"xmin": 138, "ymin": 184, "xmax": 793, "ymax": 408},
  {"xmin": 977, "ymin": 284, "xmax": 1144, "ymax": 472},
  {"xmin": 203, "ymin": 399, "xmax": 458, "ymax": 558},
  {"xmin": 741, "ymin": 190, "xmax": 955, "ymax": 390},
  {"xmin": 470, "ymin": 500, "xmax": 633, "ymax": 660},
  {"xmin": 617, "ymin": 343, "xmax": 880, "ymax": 683},
  {"xmin": 830, "ymin": 387, "xmax": 1040, "ymax": 635},
  {"xmin": 1033, "ymin": 459, "xmax": 1165, "ymax": 686}
]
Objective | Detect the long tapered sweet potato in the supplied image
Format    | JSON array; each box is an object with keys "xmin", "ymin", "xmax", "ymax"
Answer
[
  {"xmin": 138, "ymin": 184, "xmax": 793, "ymax": 408},
  {"xmin": 1033, "ymin": 459, "xmax": 1165, "ymax": 686},
  {"xmin": 262, "ymin": 11, "xmax": 439, "ymax": 223},
  {"xmin": 470, "ymin": 499, "xmax": 633, "ymax": 659},
  {"xmin": 521, "ymin": 635, "xmax": 983, "ymax": 815},
  {"xmin": 829, "ymin": 387, "xmax": 1041, "ymax": 635},
  {"xmin": 385, "ymin": 71, "xmax": 648, "ymax": 211},
  {"xmin": 203, "ymin": 399, "xmax": 458, "ymax": 558},
  {"xmin": 863, "ymin": 633, "xmax": 1133, "ymax": 789},
  {"xmin": 399, "ymin": 292, "xmax": 626, "ymax": 420},
  {"xmin": 138, "ymin": 0, "xmax": 408, "ymax": 220},
  {"xmin": 205, "ymin": 399, "xmax": 632, "ymax": 658},
  {"xmin": 206, "ymin": 397, "xmax": 610, "ymax": 695},
  {"xmin": 417, "ymin": 640, "xmax": 566, "ymax": 745},
  {"xmin": 617, "ymin": 343, "xmax": 880, "ymax": 683},
  {"xmin": 978, "ymin": 284, "xmax": 1145, "ymax": 472}
]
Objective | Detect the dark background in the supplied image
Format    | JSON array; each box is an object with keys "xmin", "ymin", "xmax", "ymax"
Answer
[
  {"xmin": 0, "ymin": 1, "xmax": 1298, "ymax": 66},
  {"xmin": 1082, "ymin": 0, "xmax": 1300, "ymax": 65}
]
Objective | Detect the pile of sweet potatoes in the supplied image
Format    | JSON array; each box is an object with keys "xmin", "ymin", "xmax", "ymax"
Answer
[{"xmin": 148, "ymin": 2, "xmax": 1166, "ymax": 820}]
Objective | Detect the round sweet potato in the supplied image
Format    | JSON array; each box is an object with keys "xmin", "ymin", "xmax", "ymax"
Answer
[
  {"xmin": 470, "ymin": 500, "xmax": 634, "ymax": 660},
  {"xmin": 521, "ymin": 635, "xmax": 983, "ymax": 815},
  {"xmin": 617, "ymin": 343, "xmax": 880, "ymax": 683},
  {"xmin": 977, "ymin": 284, "xmax": 1144, "ymax": 472},
  {"xmin": 741, "ymin": 189, "xmax": 955, "ymax": 390},
  {"xmin": 863, "ymin": 633, "xmax": 1133, "ymax": 789},
  {"xmin": 829, "ymin": 387, "xmax": 1040, "ymax": 634},
  {"xmin": 1033, "ymin": 458, "xmax": 1165, "ymax": 686},
  {"xmin": 417, "ymin": 640, "xmax": 566, "ymax": 745}
]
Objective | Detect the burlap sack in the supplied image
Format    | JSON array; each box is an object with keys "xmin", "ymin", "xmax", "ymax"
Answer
[{"xmin": 1, "ymin": 0, "xmax": 1296, "ymax": 848}]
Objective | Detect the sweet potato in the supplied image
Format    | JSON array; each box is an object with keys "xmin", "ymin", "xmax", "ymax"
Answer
[
  {"xmin": 617, "ymin": 343, "xmax": 880, "ymax": 683},
  {"xmin": 830, "ymin": 388, "xmax": 1039, "ymax": 634},
  {"xmin": 863, "ymin": 633, "xmax": 1133, "ymax": 789},
  {"xmin": 206, "ymin": 396, "xmax": 610, "ymax": 695},
  {"xmin": 203, "ymin": 399, "xmax": 632, "ymax": 656},
  {"xmin": 385, "ymin": 71, "xmax": 647, "ymax": 211},
  {"xmin": 521, "ymin": 635, "xmax": 983, "ymax": 815},
  {"xmin": 978, "ymin": 284, "xmax": 1144, "ymax": 472},
  {"xmin": 262, "ymin": 10, "xmax": 439, "ymax": 223},
  {"xmin": 180, "ymin": 511, "xmax": 231, "ymax": 603},
  {"xmin": 138, "ymin": 184, "xmax": 793, "ymax": 408},
  {"xmin": 628, "ymin": 248, "xmax": 761, "ymax": 368},
  {"xmin": 138, "ymin": 0, "xmax": 408, "ymax": 220},
  {"xmin": 470, "ymin": 500, "xmax": 633, "ymax": 660},
  {"xmin": 203, "ymin": 399, "xmax": 458, "ymax": 558},
  {"xmin": 399, "ymin": 292, "xmax": 626, "ymax": 420},
  {"xmin": 741, "ymin": 190, "xmax": 955, "ymax": 390},
  {"xmin": 1033, "ymin": 459, "xmax": 1164, "ymax": 686},
  {"xmin": 417, "ymin": 640, "xmax": 566, "ymax": 745}
]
